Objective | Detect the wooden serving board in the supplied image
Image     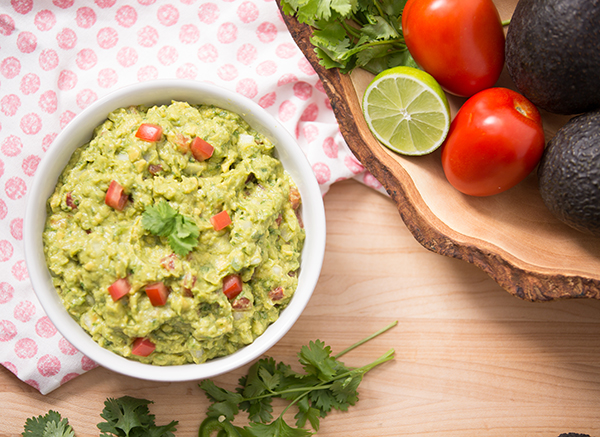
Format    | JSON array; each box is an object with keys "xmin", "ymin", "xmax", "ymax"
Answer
[{"xmin": 276, "ymin": 0, "xmax": 600, "ymax": 302}]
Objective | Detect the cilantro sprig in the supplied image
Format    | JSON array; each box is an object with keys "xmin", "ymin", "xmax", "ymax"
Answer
[
  {"xmin": 280, "ymin": 0, "xmax": 416, "ymax": 74},
  {"xmin": 97, "ymin": 396, "xmax": 178, "ymax": 437},
  {"xmin": 22, "ymin": 396, "xmax": 178, "ymax": 437},
  {"xmin": 21, "ymin": 324, "xmax": 396, "ymax": 437},
  {"xmin": 22, "ymin": 411, "xmax": 75, "ymax": 437},
  {"xmin": 141, "ymin": 200, "xmax": 199, "ymax": 257},
  {"xmin": 198, "ymin": 321, "xmax": 397, "ymax": 436}
]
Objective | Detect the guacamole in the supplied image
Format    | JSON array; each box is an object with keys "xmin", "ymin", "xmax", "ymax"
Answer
[{"xmin": 43, "ymin": 101, "xmax": 305, "ymax": 365}]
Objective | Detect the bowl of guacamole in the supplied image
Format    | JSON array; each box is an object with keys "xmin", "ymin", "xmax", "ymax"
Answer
[{"xmin": 24, "ymin": 80, "xmax": 326, "ymax": 382}]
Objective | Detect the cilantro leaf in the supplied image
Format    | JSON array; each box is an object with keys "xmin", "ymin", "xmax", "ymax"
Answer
[
  {"xmin": 314, "ymin": 0, "xmax": 355, "ymax": 21},
  {"xmin": 98, "ymin": 397, "xmax": 154, "ymax": 435},
  {"xmin": 310, "ymin": 23, "xmax": 353, "ymax": 62},
  {"xmin": 142, "ymin": 200, "xmax": 199, "ymax": 256},
  {"xmin": 258, "ymin": 366, "xmax": 281, "ymax": 392},
  {"xmin": 294, "ymin": 397, "xmax": 321, "ymax": 431},
  {"xmin": 297, "ymin": 340, "xmax": 340, "ymax": 381},
  {"xmin": 168, "ymin": 214, "xmax": 200, "ymax": 256},
  {"xmin": 141, "ymin": 200, "xmax": 177, "ymax": 235},
  {"xmin": 361, "ymin": 15, "xmax": 400, "ymax": 40},
  {"xmin": 22, "ymin": 410, "xmax": 75, "ymax": 437},
  {"xmin": 330, "ymin": 374, "xmax": 362, "ymax": 408},
  {"xmin": 238, "ymin": 359, "xmax": 276, "ymax": 423},
  {"xmin": 97, "ymin": 396, "xmax": 178, "ymax": 437},
  {"xmin": 307, "ymin": 386, "xmax": 338, "ymax": 414},
  {"xmin": 378, "ymin": 0, "xmax": 409, "ymax": 18},
  {"xmin": 200, "ymin": 379, "xmax": 244, "ymax": 421},
  {"xmin": 242, "ymin": 359, "xmax": 272, "ymax": 398},
  {"xmin": 43, "ymin": 420, "xmax": 76, "ymax": 437},
  {"xmin": 245, "ymin": 397, "xmax": 274, "ymax": 425}
]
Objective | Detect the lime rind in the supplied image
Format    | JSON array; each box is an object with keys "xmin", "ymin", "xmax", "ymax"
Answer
[{"xmin": 362, "ymin": 66, "xmax": 450, "ymax": 156}]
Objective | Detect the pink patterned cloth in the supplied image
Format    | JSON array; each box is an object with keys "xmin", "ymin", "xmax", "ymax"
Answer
[{"xmin": 0, "ymin": 0, "xmax": 383, "ymax": 395}]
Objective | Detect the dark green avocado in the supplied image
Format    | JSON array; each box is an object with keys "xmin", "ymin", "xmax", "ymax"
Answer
[
  {"xmin": 538, "ymin": 109, "xmax": 600, "ymax": 235},
  {"xmin": 505, "ymin": 0, "xmax": 600, "ymax": 115}
]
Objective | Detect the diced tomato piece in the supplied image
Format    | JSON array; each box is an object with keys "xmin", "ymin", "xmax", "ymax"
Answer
[
  {"xmin": 66, "ymin": 192, "xmax": 77, "ymax": 209},
  {"xmin": 131, "ymin": 337, "xmax": 155, "ymax": 357},
  {"xmin": 295, "ymin": 210, "xmax": 304, "ymax": 229},
  {"xmin": 190, "ymin": 137, "xmax": 214, "ymax": 161},
  {"xmin": 145, "ymin": 281, "xmax": 170, "ymax": 306},
  {"xmin": 135, "ymin": 123, "xmax": 162, "ymax": 142},
  {"xmin": 269, "ymin": 286, "xmax": 285, "ymax": 301},
  {"xmin": 108, "ymin": 278, "xmax": 131, "ymax": 301},
  {"xmin": 289, "ymin": 186, "xmax": 301, "ymax": 210},
  {"xmin": 182, "ymin": 273, "xmax": 196, "ymax": 297},
  {"xmin": 210, "ymin": 210, "xmax": 231, "ymax": 231},
  {"xmin": 222, "ymin": 274, "xmax": 243, "ymax": 300},
  {"xmin": 160, "ymin": 253, "xmax": 177, "ymax": 271},
  {"xmin": 231, "ymin": 297, "xmax": 251, "ymax": 311},
  {"xmin": 105, "ymin": 180, "xmax": 128, "ymax": 211},
  {"xmin": 148, "ymin": 164, "xmax": 162, "ymax": 175},
  {"xmin": 171, "ymin": 132, "xmax": 190, "ymax": 153}
]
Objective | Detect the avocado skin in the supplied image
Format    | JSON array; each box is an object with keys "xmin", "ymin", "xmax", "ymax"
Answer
[
  {"xmin": 538, "ymin": 109, "xmax": 600, "ymax": 235},
  {"xmin": 506, "ymin": 0, "xmax": 600, "ymax": 115}
]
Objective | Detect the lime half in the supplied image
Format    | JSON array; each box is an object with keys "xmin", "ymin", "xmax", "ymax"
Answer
[{"xmin": 362, "ymin": 66, "xmax": 451, "ymax": 156}]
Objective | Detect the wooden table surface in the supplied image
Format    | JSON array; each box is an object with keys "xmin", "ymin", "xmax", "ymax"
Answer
[{"xmin": 3, "ymin": 179, "xmax": 600, "ymax": 436}]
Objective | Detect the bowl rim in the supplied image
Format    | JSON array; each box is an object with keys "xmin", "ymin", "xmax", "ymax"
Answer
[{"xmin": 23, "ymin": 79, "xmax": 326, "ymax": 382}]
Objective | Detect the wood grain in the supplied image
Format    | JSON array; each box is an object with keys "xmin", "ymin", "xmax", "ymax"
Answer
[
  {"xmin": 276, "ymin": 0, "xmax": 600, "ymax": 301},
  {"xmin": 2, "ymin": 180, "xmax": 600, "ymax": 436}
]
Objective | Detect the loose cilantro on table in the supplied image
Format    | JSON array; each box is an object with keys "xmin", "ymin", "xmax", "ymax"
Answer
[
  {"xmin": 22, "ymin": 410, "xmax": 75, "ymax": 437},
  {"xmin": 22, "ymin": 396, "xmax": 178, "ymax": 437},
  {"xmin": 279, "ymin": 0, "xmax": 416, "ymax": 74},
  {"xmin": 21, "ymin": 325, "xmax": 396, "ymax": 437},
  {"xmin": 141, "ymin": 200, "xmax": 200, "ymax": 257},
  {"xmin": 97, "ymin": 396, "xmax": 178, "ymax": 437},
  {"xmin": 198, "ymin": 321, "xmax": 397, "ymax": 436}
]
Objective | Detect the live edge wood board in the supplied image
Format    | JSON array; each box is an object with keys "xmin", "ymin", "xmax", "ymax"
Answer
[{"xmin": 276, "ymin": 0, "xmax": 600, "ymax": 302}]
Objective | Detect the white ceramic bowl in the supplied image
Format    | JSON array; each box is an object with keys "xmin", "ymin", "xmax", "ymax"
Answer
[{"xmin": 24, "ymin": 80, "xmax": 326, "ymax": 382}]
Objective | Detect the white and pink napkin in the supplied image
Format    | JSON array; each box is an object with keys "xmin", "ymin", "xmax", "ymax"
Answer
[{"xmin": 0, "ymin": 0, "xmax": 383, "ymax": 394}]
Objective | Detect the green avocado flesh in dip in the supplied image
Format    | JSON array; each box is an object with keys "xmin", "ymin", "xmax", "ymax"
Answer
[{"xmin": 43, "ymin": 101, "xmax": 305, "ymax": 365}]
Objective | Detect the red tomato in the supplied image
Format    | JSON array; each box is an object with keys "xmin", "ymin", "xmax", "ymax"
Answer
[
  {"xmin": 402, "ymin": 0, "xmax": 505, "ymax": 97},
  {"xmin": 108, "ymin": 278, "xmax": 131, "ymax": 301},
  {"xmin": 135, "ymin": 123, "xmax": 162, "ymax": 142},
  {"xmin": 210, "ymin": 210, "xmax": 231, "ymax": 231},
  {"xmin": 222, "ymin": 274, "xmax": 243, "ymax": 300},
  {"xmin": 440, "ymin": 87, "xmax": 545, "ymax": 197},
  {"xmin": 190, "ymin": 137, "xmax": 214, "ymax": 161},
  {"xmin": 145, "ymin": 281, "xmax": 170, "ymax": 306},
  {"xmin": 105, "ymin": 180, "xmax": 128, "ymax": 211},
  {"xmin": 131, "ymin": 337, "xmax": 155, "ymax": 357}
]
